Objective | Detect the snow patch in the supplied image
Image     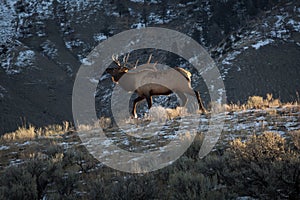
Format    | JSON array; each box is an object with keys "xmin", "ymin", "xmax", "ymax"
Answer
[
  {"xmin": 149, "ymin": 0, "xmax": 159, "ymax": 3},
  {"xmin": 251, "ymin": 39, "xmax": 274, "ymax": 50},
  {"xmin": 131, "ymin": 23, "xmax": 146, "ymax": 29},
  {"xmin": 15, "ymin": 141, "xmax": 34, "ymax": 147},
  {"xmin": 130, "ymin": 0, "xmax": 144, "ymax": 3},
  {"xmin": 81, "ymin": 58, "xmax": 94, "ymax": 66},
  {"xmin": 0, "ymin": 145, "xmax": 10, "ymax": 150},
  {"xmin": 41, "ymin": 40, "xmax": 58, "ymax": 59},
  {"xmin": 2, "ymin": 49, "xmax": 37, "ymax": 74},
  {"xmin": 236, "ymin": 196, "xmax": 257, "ymax": 200},
  {"xmin": 9, "ymin": 159, "xmax": 24, "ymax": 166},
  {"xmin": 222, "ymin": 51, "xmax": 241, "ymax": 65},
  {"xmin": 274, "ymin": 15, "xmax": 287, "ymax": 28},
  {"xmin": 93, "ymin": 33, "xmax": 107, "ymax": 42},
  {"xmin": 58, "ymin": 0, "xmax": 102, "ymax": 12},
  {"xmin": 65, "ymin": 39, "xmax": 84, "ymax": 49},
  {"xmin": 287, "ymin": 19, "xmax": 300, "ymax": 32},
  {"xmin": 15, "ymin": 50, "xmax": 35, "ymax": 68},
  {"xmin": 149, "ymin": 12, "xmax": 172, "ymax": 24}
]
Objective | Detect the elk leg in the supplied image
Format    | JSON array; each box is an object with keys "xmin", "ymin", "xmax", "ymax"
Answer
[
  {"xmin": 146, "ymin": 96, "xmax": 153, "ymax": 109},
  {"xmin": 132, "ymin": 96, "xmax": 145, "ymax": 118},
  {"xmin": 177, "ymin": 91, "xmax": 187, "ymax": 107},
  {"xmin": 194, "ymin": 90, "xmax": 206, "ymax": 113}
]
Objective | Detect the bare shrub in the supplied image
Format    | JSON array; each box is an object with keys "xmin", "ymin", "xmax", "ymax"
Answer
[
  {"xmin": 73, "ymin": 150, "xmax": 97, "ymax": 173},
  {"xmin": 53, "ymin": 172, "xmax": 79, "ymax": 199},
  {"xmin": 99, "ymin": 117, "xmax": 112, "ymax": 129},
  {"xmin": 87, "ymin": 178, "xmax": 106, "ymax": 200},
  {"xmin": 169, "ymin": 171, "xmax": 225, "ymax": 200},
  {"xmin": 265, "ymin": 93, "xmax": 281, "ymax": 107},
  {"xmin": 225, "ymin": 132, "xmax": 300, "ymax": 199},
  {"xmin": 247, "ymin": 96, "xmax": 264, "ymax": 109},
  {"xmin": 0, "ymin": 165, "xmax": 38, "ymax": 200},
  {"xmin": 230, "ymin": 132, "xmax": 286, "ymax": 161},
  {"xmin": 24, "ymin": 159, "xmax": 52, "ymax": 199},
  {"xmin": 109, "ymin": 174, "xmax": 159, "ymax": 200}
]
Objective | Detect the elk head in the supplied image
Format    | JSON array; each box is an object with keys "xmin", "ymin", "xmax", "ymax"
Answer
[
  {"xmin": 106, "ymin": 54, "xmax": 156, "ymax": 82},
  {"xmin": 106, "ymin": 54, "xmax": 130, "ymax": 82}
]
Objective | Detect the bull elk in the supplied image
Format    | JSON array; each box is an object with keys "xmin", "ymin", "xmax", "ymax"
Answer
[{"xmin": 106, "ymin": 54, "xmax": 207, "ymax": 118}]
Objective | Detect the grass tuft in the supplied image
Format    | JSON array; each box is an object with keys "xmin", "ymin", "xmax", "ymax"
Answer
[{"xmin": 1, "ymin": 121, "xmax": 73, "ymax": 142}]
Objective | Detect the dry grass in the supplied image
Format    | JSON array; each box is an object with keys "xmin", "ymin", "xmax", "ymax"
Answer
[
  {"xmin": 150, "ymin": 106, "xmax": 187, "ymax": 120},
  {"xmin": 42, "ymin": 121, "xmax": 72, "ymax": 137},
  {"xmin": 1, "ymin": 94, "xmax": 297, "ymax": 143},
  {"xmin": 1, "ymin": 124, "xmax": 36, "ymax": 141},
  {"xmin": 0, "ymin": 121, "xmax": 72, "ymax": 142},
  {"xmin": 225, "ymin": 93, "xmax": 299, "ymax": 112},
  {"xmin": 246, "ymin": 94, "xmax": 281, "ymax": 109}
]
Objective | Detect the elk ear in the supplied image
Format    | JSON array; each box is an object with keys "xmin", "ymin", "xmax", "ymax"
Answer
[{"xmin": 111, "ymin": 76, "xmax": 117, "ymax": 83}]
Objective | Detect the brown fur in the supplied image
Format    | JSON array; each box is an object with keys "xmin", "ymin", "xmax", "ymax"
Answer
[{"xmin": 107, "ymin": 63, "xmax": 206, "ymax": 118}]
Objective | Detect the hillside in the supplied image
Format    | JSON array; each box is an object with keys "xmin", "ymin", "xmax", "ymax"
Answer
[
  {"xmin": 0, "ymin": 1, "xmax": 300, "ymax": 198},
  {"xmin": 0, "ymin": 0, "xmax": 300, "ymax": 134},
  {"xmin": 0, "ymin": 102, "xmax": 299, "ymax": 199},
  {"xmin": 0, "ymin": 0, "xmax": 300, "ymax": 133}
]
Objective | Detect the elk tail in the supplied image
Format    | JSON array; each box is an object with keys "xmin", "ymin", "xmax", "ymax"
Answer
[{"xmin": 174, "ymin": 67, "xmax": 192, "ymax": 81}]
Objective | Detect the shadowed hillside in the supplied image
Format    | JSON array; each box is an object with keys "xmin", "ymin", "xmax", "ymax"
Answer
[{"xmin": 0, "ymin": 0, "xmax": 299, "ymax": 134}]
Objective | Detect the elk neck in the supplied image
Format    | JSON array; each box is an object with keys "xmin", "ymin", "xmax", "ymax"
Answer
[{"xmin": 118, "ymin": 72, "xmax": 137, "ymax": 92}]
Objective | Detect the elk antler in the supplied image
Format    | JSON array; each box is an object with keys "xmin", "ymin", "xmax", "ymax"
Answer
[
  {"xmin": 112, "ymin": 54, "xmax": 121, "ymax": 67},
  {"xmin": 112, "ymin": 54, "xmax": 120, "ymax": 67},
  {"xmin": 123, "ymin": 53, "xmax": 129, "ymax": 64},
  {"xmin": 112, "ymin": 54, "xmax": 132, "ymax": 68},
  {"xmin": 134, "ymin": 59, "xmax": 139, "ymax": 68},
  {"xmin": 113, "ymin": 53, "xmax": 154, "ymax": 69},
  {"xmin": 147, "ymin": 54, "xmax": 152, "ymax": 64},
  {"xmin": 123, "ymin": 53, "xmax": 131, "ymax": 68},
  {"xmin": 147, "ymin": 54, "xmax": 157, "ymax": 71}
]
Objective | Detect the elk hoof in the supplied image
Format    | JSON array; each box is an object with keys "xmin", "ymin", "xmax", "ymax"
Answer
[
  {"xmin": 131, "ymin": 114, "xmax": 138, "ymax": 119},
  {"xmin": 201, "ymin": 109, "xmax": 208, "ymax": 115}
]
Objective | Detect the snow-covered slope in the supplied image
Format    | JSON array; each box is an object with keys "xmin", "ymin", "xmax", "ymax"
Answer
[{"xmin": 212, "ymin": 2, "xmax": 300, "ymax": 67}]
